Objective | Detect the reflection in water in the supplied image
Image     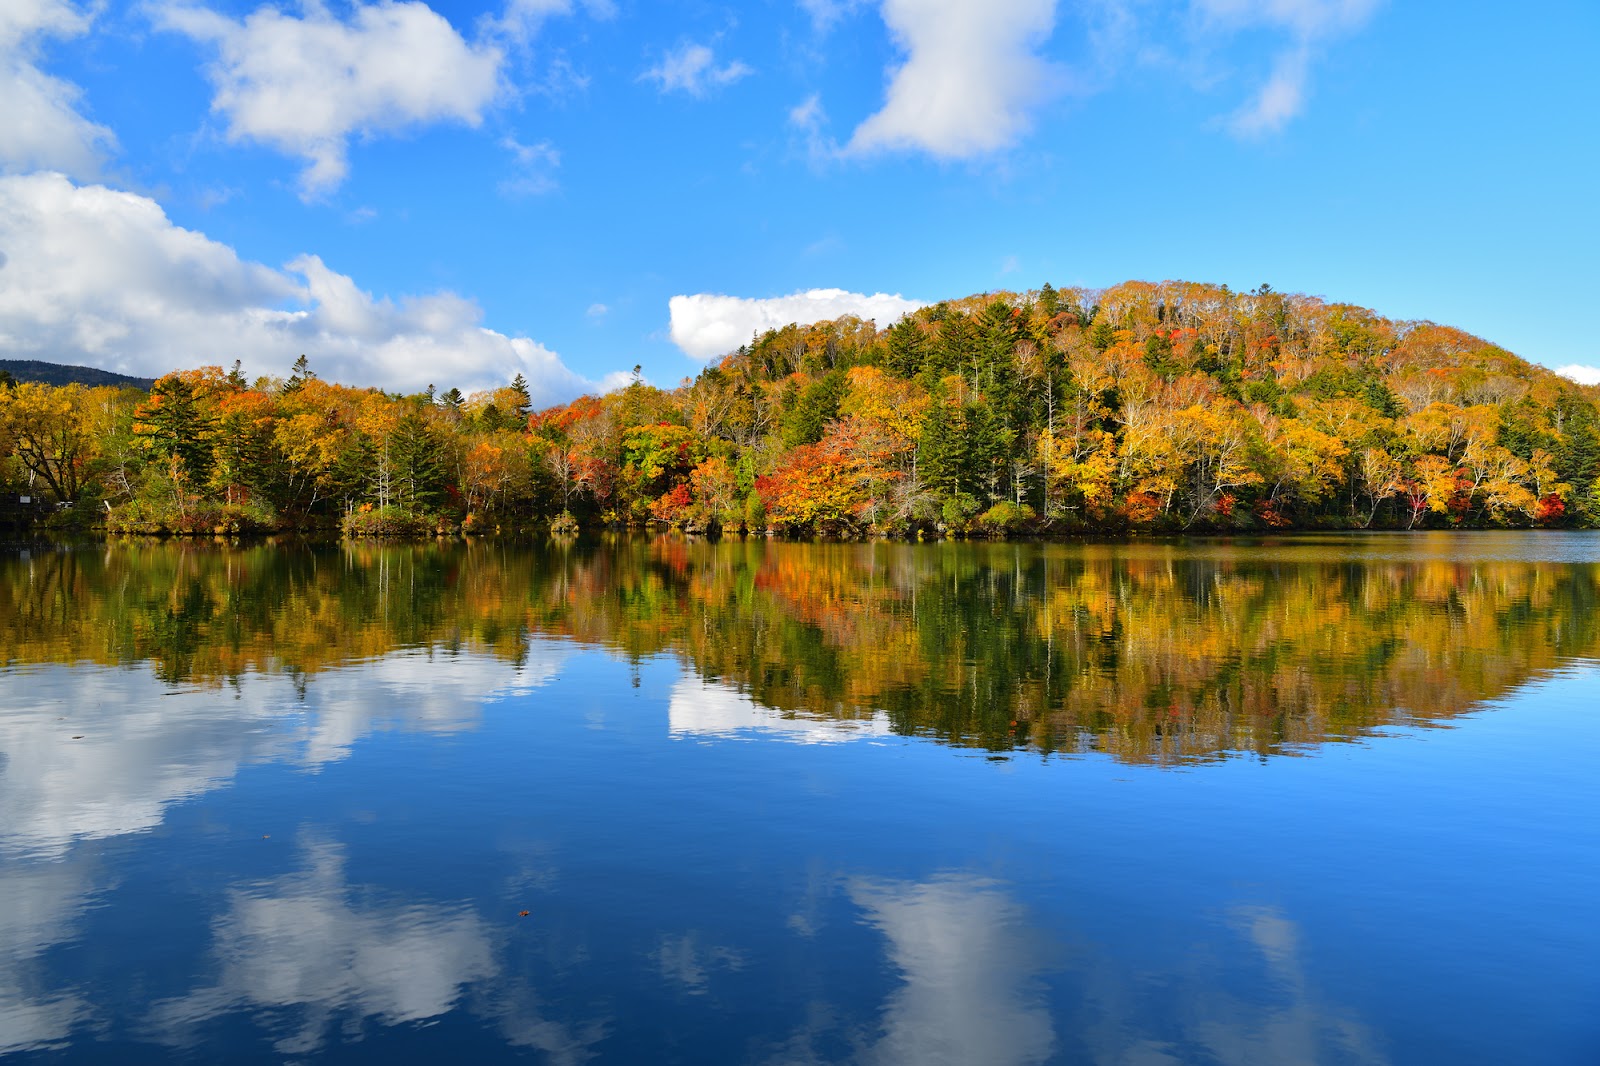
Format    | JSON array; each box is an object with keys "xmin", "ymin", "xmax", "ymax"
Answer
[
  {"xmin": 0, "ymin": 858, "xmax": 95, "ymax": 1054},
  {"xmin": 475, "ymin": 985, "xmax": 609, "ymax": 1066},
  {"xmin": 670, "ymin": 678, "xmax": 893, "ymax": 745},
  {"xmin": 773, "ymin": 879, "xmax": 1384, "ymax": 1066},
  {"xmin": 0, "ymin": 642, "xmax": 571, "ymax": 1057},
  {"xmin": 1191, "ymin": 907, "xmax": 1386, "ymax": 1066},
  {"xmin": 0, "ymin": 537, "xmax": 1595, "ymax": 1061},
  {"xmin": 850, "ymin": 876, "xmax": 1054, "ymax": 1066},
  {"xmin": 0, "ymin": 644, "xmax": 566, "ymax": 859},
  {"xmin": 150, "ymin": 831, "xmax": 608, "ymax": 1063},
  {"xmin": 3, "ymin": 535, "xmax": 1596, "ymax": 763},
  {"xmin": 652, "ymin": 932, "xmax": 747, "ymax": 996},
  {"xmin": 155, "ymin": 838, "xmax": 497, "ymax": 1055},
  {"xmin": 1076, "ymin": 906, "xmax": 1385, "ymax": 1066}
]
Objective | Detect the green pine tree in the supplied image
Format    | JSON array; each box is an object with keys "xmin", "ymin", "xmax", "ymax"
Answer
[
  {"xmin": 136, "ymin": 376, "xmax": 216, "ymax": 485},
  {"xmin": 391, "ymin": 409, "xmax": 447, "ymax": 511}
]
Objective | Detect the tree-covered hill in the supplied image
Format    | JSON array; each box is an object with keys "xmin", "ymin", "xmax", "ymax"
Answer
[
  {"xmin": 2, "ymin": 279, "xmax": 1597, "ymax": 535},
  {"xmin": 0, "ymin": 359, "xmax": 155, "ymax": 391}
]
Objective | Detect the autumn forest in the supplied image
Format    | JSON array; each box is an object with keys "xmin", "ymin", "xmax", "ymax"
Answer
[{"xmin": 3, "ymin": 279, "xmax": 1598, "ymax": 536}]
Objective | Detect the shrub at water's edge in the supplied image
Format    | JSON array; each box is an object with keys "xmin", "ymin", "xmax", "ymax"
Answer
[
  {"xmin": 104, "ymin": 498, "xmax": 278, "ymax": 536},
  {"xmin": 340, "ymin": 506, "xmax": 440, "ymax": 538},
  {"xmin": 3, "ymin": 279, "xmax": 1599, "ymax": 538}
]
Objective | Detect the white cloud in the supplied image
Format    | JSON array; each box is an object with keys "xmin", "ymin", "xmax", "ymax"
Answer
[
  {"xmin": 0, "ymin": 172, "xmax": 604, "ymax": 399},
  {"xmin": 1555, "ymin": 364, "xmax": 1600, "ymax": 387},
  {"xmin": 1195, "ymin": 0, "xmax": 1379, "ymax": 37},
  {"xmin": 667, "ymin": 287, "xmax": 926, "ymax": 360},
  {"xmin": 1194, "ymin": 0, "xmax": 1381, "ymax": 136},
  {"xmin": 790, "ymin": 93, "xmax": 826, "ymax": 130},
  {"xmin": 156, "ymin": 0, "xmax": 504, "ymax": 197},
  {"xmin": 798, "ymin": 0, "xmax": 869, "ymax": 32},
  {"xmin": 499, "ymin": 135, "xmax": 560, "ymax": 196},
  {"xmin": 845, "ymin": 0, "xmax": 1061, "ymax": 158},
  {"xmin": 641, "ymin": 41, "xmax": 753, "ymax": 97},
  {"xmin": 586, "ymin": 302, "xmax": 608, "ymax": 317},
  {"xmin": 788, "ymin": 92, "xmax": 835, "ymax": 164},
  {"xmin": 1228, "ymin": 45, "xmax": 1309, "ymax": 135},
  {"xmin": 0, "ymin": 0, "xmax": 115, "ymax": 176},
  {"xmin": 489, "ymin": 0, "xmax": 613, "ymax": 46}
]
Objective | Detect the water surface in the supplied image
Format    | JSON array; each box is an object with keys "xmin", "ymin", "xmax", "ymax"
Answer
[{"xmin": 1, "ymin": 534, "xmax": 1597, "ymax": 1063}]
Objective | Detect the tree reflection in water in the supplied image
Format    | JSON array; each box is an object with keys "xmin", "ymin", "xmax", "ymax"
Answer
[
  {"xmin": 0, "ymin": 535, "xmax": 1593, "ymax": 1061},
  {"xmin": 4, "ymin": 535, "xmax": 1594, "ymax": 764}
]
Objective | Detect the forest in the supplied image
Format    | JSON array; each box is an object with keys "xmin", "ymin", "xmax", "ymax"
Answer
[{"xmin": 2, "ymin": 278, "xmax": 1598, "ymax": 536}]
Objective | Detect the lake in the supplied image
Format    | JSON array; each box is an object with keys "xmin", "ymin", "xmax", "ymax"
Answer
[{"xmin": 1, "ymin": 534, "xmax": 1597, "ymax": 1064}]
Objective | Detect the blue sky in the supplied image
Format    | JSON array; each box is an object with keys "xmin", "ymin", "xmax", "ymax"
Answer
[{"xmin": 1, "ymin": 0, "xmax": 1597, "ymax": 402}]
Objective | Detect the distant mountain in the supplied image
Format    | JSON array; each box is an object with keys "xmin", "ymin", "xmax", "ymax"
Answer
[{"xmin": 0, "ymin": 359, "xmax": 154, "ymax": 390}]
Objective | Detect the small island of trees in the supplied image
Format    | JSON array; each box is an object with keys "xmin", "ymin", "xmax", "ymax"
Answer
[{"xmin": 2, "ymin": 279, "xmax": 1597, "ymax": 537}]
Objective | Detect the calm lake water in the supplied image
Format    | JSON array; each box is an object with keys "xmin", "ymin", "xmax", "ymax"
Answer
[{"xmin": 1, "ymin": 534, "xmax": 1597, "ymax": 1064}]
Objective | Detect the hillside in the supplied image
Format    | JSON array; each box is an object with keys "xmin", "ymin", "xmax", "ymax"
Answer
[
  {"xmin": 0, "ymin": 359, "xmax": 154, "ymax": 390},
  {"xmin": 2, "ymin": 278, "xmax": 1598, "ymax": 534},
  {"xmin": 573, "ymin": 278, "xmax": 1600, "ymax": 533}
]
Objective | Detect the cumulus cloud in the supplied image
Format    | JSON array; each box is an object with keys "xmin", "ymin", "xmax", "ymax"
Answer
[
  {"xmin": 156, "ymin": 0, "xmax": 504, "ymax": 197},
  {"xmin": 641, "ymin": 41, "xmax": 753, "ymax": 97},
  {"xmin": 1194, "ymin": 0, "xmax": 1381, "ymax": 136},
  {"xmin": 0, "ymin": 0, "xmax": 115, "ymax": 176},
  {"xmin": 845, "ymin": 0, "xmax": 1061, "ymax": 158},
  {"xmin": 668, "ymin": 288, "xmax": 925, "ymax": 360},
  {"xmin": 0, "ymin": 172, "xmax": 603, "ymax": 399},
  {"xmin": 1555, "ymin": 364, "xmax": 1600, "ymax": 387}
]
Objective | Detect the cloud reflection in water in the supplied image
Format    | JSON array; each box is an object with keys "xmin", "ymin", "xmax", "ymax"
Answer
[
  {"xmin": 153, "ymin": 838, "xmax": 496, "ymax": 1055},
  {"xmin": 0, "ymin": 640, "xmax": 580, "ymax": 1056},
  {"xmin": 669, "ymin": 678, "xmax": 893, "ymax": 745},
  {"xmin": 0, "ymin": 641, "xmax": 570, "ymax": 858},
  {"xmin": 849, "ymin": 875, "xmax": 1055, "ymax": 1066}
]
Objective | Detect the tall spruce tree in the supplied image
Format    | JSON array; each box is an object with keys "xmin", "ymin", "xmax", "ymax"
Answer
[
  {"xmin": 284, "ymin": 354, "xmax": 315, "ymax": 392},
  {"xmin": 135, "ymin": 376, "xmax": 215, "ymax": 485},
  {"xmin": 391, "ymin": 409, "xmax": 447, "ymax": 511}
]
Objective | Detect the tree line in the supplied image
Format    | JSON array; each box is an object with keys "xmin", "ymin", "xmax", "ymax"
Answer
[{"xmin": 2, "ymin": 279, "xmax": 1598, "ymax": 535}]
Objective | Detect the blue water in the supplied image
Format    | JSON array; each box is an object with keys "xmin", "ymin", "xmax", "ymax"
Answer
[{"xmin": 1, "ymin": 537, "xmax": 1597, "ymax": 1064}]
